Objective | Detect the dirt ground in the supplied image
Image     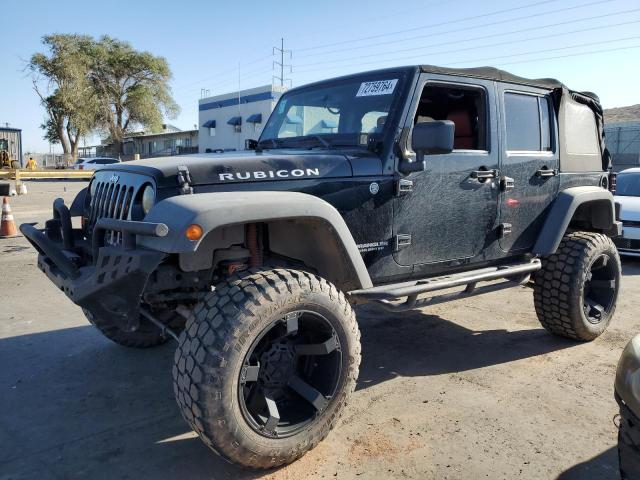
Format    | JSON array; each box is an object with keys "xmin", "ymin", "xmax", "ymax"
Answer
[{"xmin": 1, "ymin": 181, "xmax": 638, "ymax": 480}]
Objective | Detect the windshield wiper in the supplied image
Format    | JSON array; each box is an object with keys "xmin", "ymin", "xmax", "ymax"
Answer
[
  {"xmin": 257, "ymin": 138, "xmax": 280, "ymax": 149},
  {"xmin": 307, "ymin": 135, "xmax": 330, "ymax": 148}
]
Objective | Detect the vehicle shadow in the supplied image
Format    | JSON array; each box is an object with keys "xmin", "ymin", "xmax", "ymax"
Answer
[
  {"xmin": 556, "ymin": 446, "xmax": 619, "ymax": 479},
  {"xmin": 0, "ymin": 307, "xmax": 577, "ymax": 479},
  {"xmin": 355, "ymin": 304, "xmax": 576, "ymax": 390},
  {"xmin": 0, "ymin": 326, "xmax": 259, "ymax": 480}
]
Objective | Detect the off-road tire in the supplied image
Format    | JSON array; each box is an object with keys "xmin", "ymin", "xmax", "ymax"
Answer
[
  {"xmin": 172, "ymin": 269, "xmax": 361, "ymax": 469},
  {"xmin": 533, "ymin": 232, "xmax": 621, "ymax": 341},
  {"xmin": 618, "ymin": 400, "xmax": 640, "ymax": 480},
  {"xmin": 83, "ymin": 308, "xmax": 177, "ymax": 348}
]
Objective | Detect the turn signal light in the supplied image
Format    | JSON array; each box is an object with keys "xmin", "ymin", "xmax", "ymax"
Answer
[{"xmin": 185, "ymin": 224, "xmax": 203, "ymax": 241}]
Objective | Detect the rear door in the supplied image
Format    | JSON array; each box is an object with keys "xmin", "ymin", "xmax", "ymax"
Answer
[{"xmin": 497, "ymin": 85, "xmax": 559, "ymax": 252}]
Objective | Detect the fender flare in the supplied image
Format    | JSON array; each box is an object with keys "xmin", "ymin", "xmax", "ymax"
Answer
[
  {"xmin": 139, "ymin": 191, "xmax": 373, "ymax": 290},
  {"xmin": 532, "ymin": 186, "xmax": 617, "ymax": 256}
]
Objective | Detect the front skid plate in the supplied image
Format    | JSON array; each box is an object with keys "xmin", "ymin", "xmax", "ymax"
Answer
[{"xmin": 38, "ymin": 246, "xmax": 166, "ymax": 326}]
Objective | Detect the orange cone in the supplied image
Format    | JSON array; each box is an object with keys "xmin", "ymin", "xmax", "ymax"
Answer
[{"xmin": 0, "ymin": 197, "xmax": 18, "ymax": 238}]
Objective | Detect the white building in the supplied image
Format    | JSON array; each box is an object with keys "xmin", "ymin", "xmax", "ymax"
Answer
[{"xmin": 198, "ymin": 84, "xmax": 287, "ymax": 153}]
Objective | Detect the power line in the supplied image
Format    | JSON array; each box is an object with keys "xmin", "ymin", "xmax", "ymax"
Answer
[
  {"xmin": 293, "ymin": 35, "xmax": 640, "ymax": 76},
  {"xmin": 172, "ymin": 54, "xmax": 273, "ymax": 92},
  {"xmin": 293, "ymin": 17, "xmax": 640, "ymax": 72},
  {"xmin": 445, "ymin": 35, "xmax": 640, "ymax": 66},
  {"xmin": 294, "ymin": 0, "xmax": 621, "ymax": 62},
  {"xmin": 494, "ymin": 43, "xmax": 640, "ymax": 67},
  {"xmin": 295, "ymin": 0, "xmax": 561, "ymax": 53},
  {"xmin": 289, "ymin": 0, "xmax": 454, "ymax": 42},
  {"xmin": 172, "ymin": 65, "xmax": 273, "ymax": 97}
]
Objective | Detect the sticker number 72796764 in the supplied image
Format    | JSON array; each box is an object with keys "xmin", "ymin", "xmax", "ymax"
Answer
[{"xmin": 356, "ymin": 79, "xmax": 398, "ymax": 97}]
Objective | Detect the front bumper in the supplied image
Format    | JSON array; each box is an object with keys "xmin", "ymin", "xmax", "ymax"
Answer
[{"xmin": 20, "ymin": 198, "xmax": 168, "ymax": 329}]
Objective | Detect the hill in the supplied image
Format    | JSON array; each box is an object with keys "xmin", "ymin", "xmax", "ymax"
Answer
[{"xmin": 604, "ymin": 104, "xmax": 640, "ymax": 124}]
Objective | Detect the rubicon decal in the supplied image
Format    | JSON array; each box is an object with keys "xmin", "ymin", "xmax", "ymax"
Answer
[{"xmin": 218, "ymin": 168, "xmax": 321, "ymax": 181}]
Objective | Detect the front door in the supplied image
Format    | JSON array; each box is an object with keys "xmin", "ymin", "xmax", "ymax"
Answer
[
  {"xmin": 393, "ymin": 75, "xmax": 499, "ymax": 267},
  {"xmin": 497, "ymin": 86, "xmax": 559, "ymax": 252}
]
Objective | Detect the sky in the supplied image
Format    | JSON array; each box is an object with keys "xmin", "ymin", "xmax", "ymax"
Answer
[{"xmin": 1, "ymin": 0, "xmax": 639, "ymax": 153}]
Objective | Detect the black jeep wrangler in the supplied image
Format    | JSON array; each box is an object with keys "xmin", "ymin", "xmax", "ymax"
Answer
[{"xmin": 22, "ymin": 65, "xmax": 622, "ymax": 469}]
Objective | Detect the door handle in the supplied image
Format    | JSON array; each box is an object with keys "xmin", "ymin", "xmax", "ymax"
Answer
[
  {"xmin": 471, "ymin": 168, "xmax": 498, "ymax": 181},
  {"xmin": 536, "ymin": 167, "xmax": 557, "ymax": 177}
]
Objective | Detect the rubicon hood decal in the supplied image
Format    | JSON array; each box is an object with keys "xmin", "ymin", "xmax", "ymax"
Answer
[{"xmin": 218, "ymin": 168, "xmax": 320, "ymax": 181}]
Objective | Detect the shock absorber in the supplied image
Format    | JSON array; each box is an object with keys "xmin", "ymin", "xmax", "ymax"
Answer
[{"xmin": 246, "ymin": 223, "xmax": 263, "ymax": 268}]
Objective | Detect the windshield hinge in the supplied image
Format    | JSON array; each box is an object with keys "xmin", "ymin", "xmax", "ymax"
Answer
[
  {"xmin": 177, "ymin": 166, "xmax": 193, "ymax": 195},
  {"xmin": 396, "ymin": 179, "xmax": 414, "ymax": 196},
  {"xmin": 394, "ymin": 234, "xmax": 412, "ymax": 251}
]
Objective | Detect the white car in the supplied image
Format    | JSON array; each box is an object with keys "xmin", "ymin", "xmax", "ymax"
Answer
[
  {"xmin": 73, "ymin": 157, "xmax": 120, "ymax": 171},
  {"xmin": 614, "ymin": 168, "xmax": 640, "ymax": 257}
]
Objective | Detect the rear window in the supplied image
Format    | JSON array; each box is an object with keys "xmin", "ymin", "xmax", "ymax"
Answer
[{"xmin": 504, "ymin": 93, "xmax": 552, "ymax": 152}]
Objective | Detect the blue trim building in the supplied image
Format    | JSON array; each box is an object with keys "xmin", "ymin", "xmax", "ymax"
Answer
[{"xmin": 198, "ymin": 84, "xmax": 287, "ymax": 153}]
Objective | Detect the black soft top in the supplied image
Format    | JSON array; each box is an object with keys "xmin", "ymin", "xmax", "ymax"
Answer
[{"xmin": 420, "ymin": 64, "xmax": 566, "ymax": 90}]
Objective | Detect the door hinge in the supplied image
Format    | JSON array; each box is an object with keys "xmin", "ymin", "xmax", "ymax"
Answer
[
  {"xmin": 394, "ymin": 233, "xmax": 412, "ymax": 251},
  {"xmin": 177, "ymin": 165, "xmax": 194, "ymax": 195},
  {"xmin": 499, "ymin": 223, "xmax": 512, "ymax": 238},
  {"xmin": 396, "ymin": 178, "xmax": 414, "ymax": 196},
  {"xmin": 500, "ymin": 176, "xmax": 515, "ymax": 192}
]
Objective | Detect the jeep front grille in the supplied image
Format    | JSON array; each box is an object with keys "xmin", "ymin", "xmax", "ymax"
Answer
[{"xmin": 86, "ymin": 176, "xmax": 141, "ymax": 246}]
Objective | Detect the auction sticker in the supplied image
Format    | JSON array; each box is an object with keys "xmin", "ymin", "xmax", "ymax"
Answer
[{"xmin": 356, "ymin": 79, "xmax": 398, "ymax": 97}]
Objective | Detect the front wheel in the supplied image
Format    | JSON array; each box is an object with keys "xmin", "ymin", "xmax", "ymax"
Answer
[
  {"xmin": 533, "ymin": 232, "xmax": 621, "ymax": 341},
  {"xmin": 172, "ymin": 269, "xmax": 361, "ymax": 469}
]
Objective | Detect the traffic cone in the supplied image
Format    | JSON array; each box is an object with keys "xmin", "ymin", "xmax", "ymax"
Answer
[{"xmin": 0, "ymin": 197, "xmax": 19, "ymax": 238}]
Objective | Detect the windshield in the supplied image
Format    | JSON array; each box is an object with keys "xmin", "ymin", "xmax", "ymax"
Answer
[
  {"xmin": 616, "ymin": 172, "xmax": 640, "ymax": 196},
  {"xmin": 259, "ymin": 73, "xmax": 405, "ymax": 149}
]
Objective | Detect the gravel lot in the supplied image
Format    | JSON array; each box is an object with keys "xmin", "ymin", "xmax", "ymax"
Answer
[{"xmin": 1, "ymin": 181, "xmax": 639, "ymax": 480}]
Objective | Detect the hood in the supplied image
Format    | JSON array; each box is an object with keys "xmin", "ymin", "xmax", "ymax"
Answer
[
  {"xmin": 103, "ymin": 150, "xmax": 364, "ymax": 188},
  {"xmin": 615, "ymin": 195, "xmax": 640, "ymax": 221}
]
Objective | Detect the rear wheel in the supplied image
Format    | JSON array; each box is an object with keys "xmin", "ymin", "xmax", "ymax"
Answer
[
  {"xmin": 533, "ymin": 232, "xmax": 621, "ymax": 341},
  {"xmin": 172, "ymin": 269, "xmax": 360, "ymax": 469}
]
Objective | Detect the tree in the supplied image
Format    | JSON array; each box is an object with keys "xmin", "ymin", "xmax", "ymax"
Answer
[
  {"xmin": 29, "ymin": 34, "xmax": 179, "ymax": 159},
  {"xmin": 29, "ymin": 34, "xmax": 98, "ymax": 161},
  {"xmin": 89, "ymin": 36, "xmax": 179, "ymax": 155}
]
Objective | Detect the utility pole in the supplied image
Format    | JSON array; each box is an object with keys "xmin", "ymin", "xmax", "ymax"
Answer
[{"xmin": 273, "ymin": 38, "xmax": 292, "ymax": 88}]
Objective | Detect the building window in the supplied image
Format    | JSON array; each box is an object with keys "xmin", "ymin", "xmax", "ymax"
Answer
[
  {"xmin": 203, "ymin": 120, "xmax": 216, "ymax": 137},
  {"xmin": 228, "ymin": 116, "xmax": 242, "ymax": 133}
]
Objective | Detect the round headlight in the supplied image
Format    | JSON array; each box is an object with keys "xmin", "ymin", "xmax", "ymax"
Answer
[{"xmin": 141, "ymin": 185, "xmax": 155, "ymax": 215}]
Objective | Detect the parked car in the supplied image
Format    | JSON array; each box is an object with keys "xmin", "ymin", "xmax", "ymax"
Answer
[
  {"xmin": 615, "ymin": 335, "xmax": 640, "ymax": 479},
  {"xmin": 21, "ymin": 65, "xmax": 621, "ymax": 469},
  {"xmin": 74, "ymin": 157, "xmax": 120, "ymax": 170},
  {"xmin": 614, "ymin": 168, "xmax": 640, "ymax": 257}
]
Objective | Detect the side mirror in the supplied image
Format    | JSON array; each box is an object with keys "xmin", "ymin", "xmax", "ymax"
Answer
[
  {"xmin": 411, "ymin": 120, "xmax": 454, "ymax": 155},
  {"xmin": 399, "ymin": 120, "xmax": 455, "ymax": 174},
  {"xmin": 245, "ymin": 139, "xmax": 258, "ymax": 150}
]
